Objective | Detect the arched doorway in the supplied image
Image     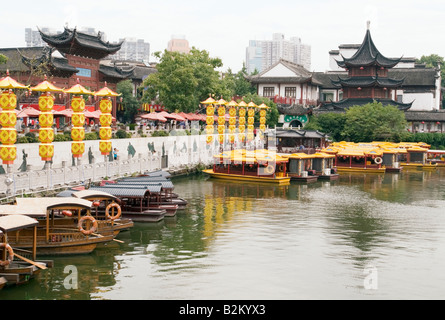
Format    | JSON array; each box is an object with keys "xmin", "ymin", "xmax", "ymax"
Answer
[{"xmin": 289, "ymin": 120, "xmax": 303, "ymax": 128}]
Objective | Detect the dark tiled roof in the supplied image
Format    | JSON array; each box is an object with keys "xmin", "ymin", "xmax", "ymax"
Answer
[
  {"xmin": 40, "ymin": 27, "xmax": 123, "ymax": 59},
  {"xmin": 404, "ymin": 111, "xmax": 445, "ymax": 121},
  {"xmin": 277, "ymin": 103, "xmax": 313, "ymax": 115},
  {"xmin": 273, "ymin": 129, "xmax": 328, "ymax": 138},
  {"xmin": 337, "ymin": 30, "xmax": 401, "ymax": 68},
  {"xmin": 317, "ymin": 98, "xmax": 413, "ymax": 112},
  {"xmin": 331, "ymin": 76, "xmax": 404, "ymax": 88},
  {"xmin": 99, "ymin": 64, "xmax": 134, "ymax": 80}
]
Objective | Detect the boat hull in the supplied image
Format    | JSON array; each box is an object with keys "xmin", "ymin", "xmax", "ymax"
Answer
[
  {"xmin": 203, "ymin": 169, "xmax": 291, "ymax": 185},
  {"xmin": 400, "ymin": 163, "xmax": 438, "ymax": 170},
  {"xmin": 336, "ymin": 167, "xmax": 386, "ymax": 173}
]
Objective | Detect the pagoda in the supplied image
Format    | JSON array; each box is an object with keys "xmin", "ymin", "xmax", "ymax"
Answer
[{"xmin": 319, "ymin": 22, "xmax": 412, "ymax": 112}]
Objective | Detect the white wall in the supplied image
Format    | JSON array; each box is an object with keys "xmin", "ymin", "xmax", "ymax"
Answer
[{"xmin": 402, "ymin": 92, "xmax": 435, "ymax": 111}]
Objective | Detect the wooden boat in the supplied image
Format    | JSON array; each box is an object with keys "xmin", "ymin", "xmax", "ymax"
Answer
[
  {"xmin": 203, "ymin": 149, "xmax": 291, "ymax": 185},
  {"xmin": 0, "ymin": 198, "xmax": 115, "ymax": 256},
  {"xmin": 67, "ymin": 190, "xmax": 135, "ymax": 234},
  {"xmin": 115, "ymin": 177, "xmax": 185, "ymax": 211},
  {"xmin": 0, "ymin": 215, "xmax": 53, "ymax": 286},
  {"xmin": 282, "ymin": 153, "xmax": 319, "ymax": 182},
  {"xmin": 311, "ymin": 152, "xmax": 339, "ymax": 180},
  {"xmin": 88, "ymin": 185, "xmax": 166, "ymax": 222}
]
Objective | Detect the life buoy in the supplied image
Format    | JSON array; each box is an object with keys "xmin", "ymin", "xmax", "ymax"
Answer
[
  {"xmin": 374, "ymin": 157, "xmax": 383, "ymax": 165},
  {"xmin": 265, "ymin": 164, "xmax": 275, "ymax": 174},
  {"xmin": 62, "ymin": 210, "xmax": 73, "ymax": 217},
  {"xmin": 0, "ymin": 243, "xmax": 14, "ymax": 267},
  {"xmin": 105, "ymin": 202, "xmax": 122, "ymax": 221},
  {"xmin": 78, "ymin": 216, "xmax": 98, "ymax": 235}
]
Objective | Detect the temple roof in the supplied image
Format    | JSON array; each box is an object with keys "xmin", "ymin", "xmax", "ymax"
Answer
[
  {"xmin": 277, "ymin": 103, "xmax": 313, "ymax": 115},
  {"xmin": 39, "ymin": 27, "xmax": 123, "ymax": 59},
  {"xmin": 331, "ymin": 76, "xmax": 405, "ymax": 88},
  {"xmin": 317, "ymin": 98, "xmax": 413, "ymax": 113},
  {"xmin": 336, "ymin": 28, "xmax": 402, "ymax": 69}
]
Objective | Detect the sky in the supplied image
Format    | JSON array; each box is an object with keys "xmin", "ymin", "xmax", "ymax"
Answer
[{"xmin": 1, "ymin": 0, "xmax": 444, "ymax": 73}]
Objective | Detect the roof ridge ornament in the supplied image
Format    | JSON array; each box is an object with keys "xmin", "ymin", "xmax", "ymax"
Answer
[{"xmin": 367, "ymin": 20, "xmax": 371, "ymax": 30}]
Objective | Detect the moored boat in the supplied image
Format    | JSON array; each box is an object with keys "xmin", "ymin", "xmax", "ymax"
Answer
[
  {"xmin": 0, "ymin": 215, "xmax": 53, "ymax": 286},
  {"xmin": 282, "ymin": 153, "xmax": 319, "ymax": 182},
  {"xmin": 0, "ymin": 198, "xmax": 115, "ymax": 256},
  {"xmin": 203, "ymin": 149, "xmax": 291, "ymax": 185}
]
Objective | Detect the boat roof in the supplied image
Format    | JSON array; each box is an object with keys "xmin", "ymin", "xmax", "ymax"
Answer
[
  {"xmin": 89, "ymin": 185, "xmax": 160, "ymax": 197},
  {"xmin": 114, "ymin": 180, "xmax": 175, "ymax": 189},
  {"xmin": 14, "ymin": 197, "xmax": 93, "ymax": 211},
  {"xmin": 0, "ymin": 215, "xmax": 39, "ymax": 232},
  {"xmin": 72, "ymin": 190, "xmax": 118, "ymax": 201},
  {"xmin": 214, "ymin": 149, "xmax": 288, "ymax": 163}
]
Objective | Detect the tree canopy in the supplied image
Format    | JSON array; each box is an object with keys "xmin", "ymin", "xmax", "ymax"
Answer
[
  {"xmin": 141, "ymin": 48, "xmax": 223, "ymax": 113},
  {"xmin": 117, "ymin": 79, "xmax": 140, "ymax": 123},
  {"xmin": 306, "ymin": 102, "xmax": 408, "ymax": 142}
]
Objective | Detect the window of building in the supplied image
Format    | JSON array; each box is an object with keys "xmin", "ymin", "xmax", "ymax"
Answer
[
  {"xmin": 263, "ymin": 87, "xmax": 275, "ymax": 97},
  {"xmin": 284, "ymin": 87, "xmax": 297, "ymax": 97},
  {"xmin": 77, "ymin": 68, "xmax": 92, "ymax": 78}
]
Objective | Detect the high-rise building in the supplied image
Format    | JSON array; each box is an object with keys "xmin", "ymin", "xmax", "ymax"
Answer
[
  {"xmin": 110, "ymin": 38, "xmax": 150, "ymax": 64},
  {"xmin": 246, "ymin": 33, "xmax": 311, "ymax": 74},
  {"xmin": 167, "ymin": 35, "xmax": 190, "ymax": 54}
]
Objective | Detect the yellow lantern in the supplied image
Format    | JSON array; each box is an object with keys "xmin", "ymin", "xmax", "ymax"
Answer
[
  {"xmin": 65, "ymin": 80, "xmax": 94, "ymax": 158},
  {"xmin": 0, "ymin": 72, "xmax": 28, "ymax": 165},
  {"xmin": 201, "ymin": 96, "xmax": 216, "ymax": 145},
  {"xmin": 31, "ymin": 76, "xmax": 64, "ymax": 162},
  {"xmin": 95, "ymin": 83, "xmax": 120, "ymax": 156},
  {"xmin": 246, "ymin": 101, "xmax": 257, "ymax": 142},
  {"xmin": 258, "ymin": 103, "xmax": 269, "ymax": 135}
]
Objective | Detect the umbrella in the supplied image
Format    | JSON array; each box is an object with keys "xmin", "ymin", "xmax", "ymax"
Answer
[
  {"xmin": 53, "ymin": 108, "xmax": 73, "ymax": 117},
  {"xmin": 170, "ymin": 113, "xmax": 186, "ymax": 121},
  {"xmin": 17, "ymin": 107, "xmax": 40, "ymax": 118},
  {"xmin": 85, "ymin": 110, "xmax": 100, "ymax": 119},
  {"xmin": 30, "ymin": 76, "xmax": 64, "ymax": 93},
  {"xmin": 141, "ymin": 113, "xmax": 167, "ymax": 122}
]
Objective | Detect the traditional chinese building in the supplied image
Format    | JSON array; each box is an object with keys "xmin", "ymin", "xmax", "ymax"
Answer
[
  {"xmin": 0, "ymin": 27, "xmax": 132, "ymax": 119},
  {"xmin": 317, "ymin": 22, "xmax": 413, "ymax": 113}
]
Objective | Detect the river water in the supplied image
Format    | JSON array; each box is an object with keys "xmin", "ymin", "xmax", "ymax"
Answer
[{"xmin": 1, "ymin": 169, "xmax": 445, "ymax": 300}]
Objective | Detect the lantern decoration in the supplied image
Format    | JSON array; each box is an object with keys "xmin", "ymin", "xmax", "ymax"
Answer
[
  {"xmin": 237, "ymin": 100, "xmax": 247, "ymax": 143},
  {"xmin": 201, "ymin": 96, "xmax": 216, "ymax": 145},
  {"xmin": 216, "ymin": 98, "xmax": 227, "ymax": 145},
  {"xmin": 65, "ymin": 79, "xmax": 94, "ymax": 159},
  {"xmin": 257, "ymin": 103, "xmax": 269, "ymax": 138},
  {"xmin": 247, "ymin": 101, "xmax": 257, "ymax": 142},
  {"xmin": 226, "ymin": 99, "xmax": 238, "ymax": 144},
  {"xmin": 30, "ymin": 76, "xmax": 64, "ymax": 162},
  {"xmin": 0, "ymin": 71, "xmax": 28, "ymax": 165},
  {"xmin": 95, "ymin": 83, "xmax": 120, "ymax": 156}
]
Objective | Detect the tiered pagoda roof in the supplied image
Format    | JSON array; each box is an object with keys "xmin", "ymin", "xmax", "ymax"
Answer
[
  {"xmin": 320, "ymin": 98, "xmax": 412, "ymax": 113},
  {"xmin": 331, "ymin": 76, "xmax": 405, "ymax": 88},
  {"xmin": 336, "ymin": 27, "xmax": 402, "ymax": 69},
  {"xmin": 39, "ymin": 27, "xmax": 123, "ymax": 59}
]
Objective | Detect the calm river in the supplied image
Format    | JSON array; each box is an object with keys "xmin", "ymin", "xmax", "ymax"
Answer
[{"xmin": 1, "ymin": 169, "xmax": 445, "ymax": 300}]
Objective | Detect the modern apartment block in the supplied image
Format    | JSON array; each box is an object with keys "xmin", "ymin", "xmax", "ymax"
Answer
[
  {"xmin": 246, "ymin": 33, "xmax": 311, "ymax": 74},
  {"xmin": 110, "ymin": 38, "xmax": 151, "ymax": 65},
  {"xmin": 167, "ymin": 35, "xmax": 190, "ymax": 54}
]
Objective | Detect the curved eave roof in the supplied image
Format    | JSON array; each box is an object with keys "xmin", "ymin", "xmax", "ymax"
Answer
[
  {"xmin": 336, "ymin": 30, "xmax": 402, "ymax": 69},
  {"xmin": 40, "ymin": 27, "xmax": 123, "ymax": 59},
  {"xmin": 321, "ymin": 98, "xmax": 413, "ymax": 111},
  {"xmin": 332, "ymin": 76, "xmax": 404, "ymax": 88}
]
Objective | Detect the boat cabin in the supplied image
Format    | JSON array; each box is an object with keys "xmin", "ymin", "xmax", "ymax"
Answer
[{"xmin": 283, "ymin": 153, "xmax": 318, "ymax": 182}]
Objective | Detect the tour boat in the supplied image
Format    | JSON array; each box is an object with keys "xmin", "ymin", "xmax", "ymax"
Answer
[
  {"xmin": 323, "ymin": 147, "xmax": 386, "ymax": 173},
  {"xmin": 0, "ymin": 215, "xmax": 53, "ymax": 287},
  {"xmin": 399, "ymin": 146, "xmax": 438, "ymax": 170},
  {"xmin": 0, "ymin": 198, "xmax": 115, "ymax": 256},
  {"xmin": 282, "ymin": 153, "xmax": 319, "ymax": 182},
  {"xmin": 203, "ymin": 149, "xmax": 291, "ymax": 185},
  {"xmin": 427, "ymin": 150, "xmax": 445, "ymax": 167},
  {"xmin": 311, "ymin": 152, "xmax": 339, "ymax": 180}
]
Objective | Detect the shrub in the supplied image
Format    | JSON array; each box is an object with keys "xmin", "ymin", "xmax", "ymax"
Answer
[
  {"xmin": 151, "ymin": 130, "xmax": 169, "ymax": 137},
  {"xmin": 116, "ymin": 129, "xmax": 130, "ymax": 139},
  {"xmin": 85, "ymin": 132, "xmax": 99, "ymax": 140}
]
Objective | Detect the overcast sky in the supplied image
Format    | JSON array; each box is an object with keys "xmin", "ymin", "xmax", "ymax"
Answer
[{"xmin": 1, "ymin": 0, "xmax": 444, "ymax": 73}]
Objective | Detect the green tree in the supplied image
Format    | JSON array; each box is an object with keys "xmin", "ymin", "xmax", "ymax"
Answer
[
  {"xmin": 304, "ymin": 112, "xmax": 347, "ymax": 142},
  {"xmin": 141, "ymin": 48, "xmax": 223, "ymax": 112},
  {"xmin": 0, "ymin": 54, "xmax": 7, "ymax": 65},
  {"xmin": 343, "ymin": 102, "xmax": 408, "ymax": 142},
  {"xmin": 117, "ymin": 79, "xmax": 140, "ymax": 123}
]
